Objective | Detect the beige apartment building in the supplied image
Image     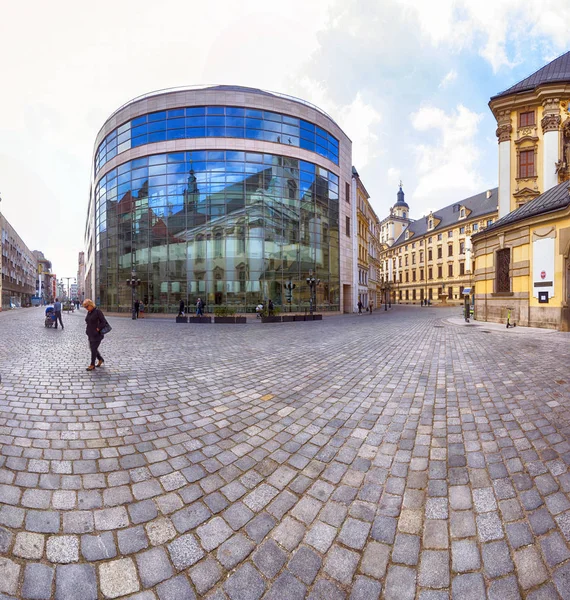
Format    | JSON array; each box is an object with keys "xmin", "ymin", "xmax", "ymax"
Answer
[{"xmin": 380, "ymin": 189, "xmax": 498, "ymax": 305}]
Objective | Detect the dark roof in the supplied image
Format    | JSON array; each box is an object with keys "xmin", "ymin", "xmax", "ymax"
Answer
[
  {"xmin": 392, "ymin": 188, "xmax": 498, "ymax": 247},
  {"xmin": 491, "ymin": 51, "xmax": 570, "ymax": 100},
  {"xmin": 476, "ymin": 180, "xmax": 570, "ymax": 234}
]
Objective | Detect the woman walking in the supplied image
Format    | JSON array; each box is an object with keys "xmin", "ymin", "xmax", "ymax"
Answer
[{"xmin": 83, "ymin": 299, "xmax": 107, "ymax": 371}]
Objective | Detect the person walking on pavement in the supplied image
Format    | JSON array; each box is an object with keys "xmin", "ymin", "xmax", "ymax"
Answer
[
  {"xmin": 196, "ymin": 297, "xmax": 204, "ymax": 316},
  {"xmin": 357, "ymin": 300, "xmax": 363, "ymax": 314},
  {"xmin": 53, "ymin": 298, "xmax": 64, "ymax": 329},
  {"xmin": 139, "ymin": 301, "xmax": 144, "ymax": 318},
  {"xmin": 369, "ymin": 301, "xmax": 373, "ymax": 313},
  {"xmin": 83, "ymin": 299, "xmax": 107, "ymax": 371},
  {"xmin": 178, "ymin": 299, "xmax": 185, "ymax": 316},
  {"xmin": 134, "ymin": 300, "xmax": 140, "ymax": 319},
  {"xmin": 268, "ymin": 299, "xmax": 274, "ymax": 316}
]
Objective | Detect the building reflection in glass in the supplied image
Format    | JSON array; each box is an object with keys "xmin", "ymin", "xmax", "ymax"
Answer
[{"xmin": 95, "ymin": 150, "xmax": 340, "ymax": 313}]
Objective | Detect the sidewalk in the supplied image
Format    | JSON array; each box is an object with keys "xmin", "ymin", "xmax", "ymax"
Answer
[{"xmin": 446, "ymin": 315, "xmax": 559, "ymax": 335}]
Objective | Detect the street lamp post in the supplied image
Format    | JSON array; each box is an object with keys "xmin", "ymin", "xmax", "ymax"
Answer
[
  {"xmin": 61, "ymin": 277, "xmax": 75, "ymax": 301},
  {"xmin": 126, "ymin": 271, "xmax": 141, "ymax": 320},
  {"xmin": 306, "ymin": 275, "xmax": 320, "ymax": 316},
  {"xmin": 284, "ymin": 281, "xmax": 296, "ymax": 312}
]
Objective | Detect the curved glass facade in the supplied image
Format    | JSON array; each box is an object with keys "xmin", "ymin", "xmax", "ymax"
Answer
[
  {"xmin": 95, "ymin": 106, "xmax": 339, "ymax": 174},
  {"xmin": 95, "ymin": 150, "xmax": 340, "ymax": 312}
]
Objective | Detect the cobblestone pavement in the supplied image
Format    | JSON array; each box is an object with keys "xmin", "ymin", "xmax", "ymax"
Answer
[{"xmin": 1, "ymin": 306, "xmax": 570, "ymax": 599}]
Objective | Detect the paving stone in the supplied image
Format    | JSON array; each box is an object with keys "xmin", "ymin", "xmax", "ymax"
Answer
[
  {"xmin": 419, "ymin": 550, "xmax": 450, "ymax": 588},
  {"xmin": 26, "ymin": 510, "xmax": 60, "ymax": 534},
  {"xmin": 349, "ymin": 576, "xmax": 381, "ymax": 600},
  {"xmin": 553, "ymin": 562, "xmax": 570, "ymax": 598},
  {"xmin": 99, "ymin": 558, "xmax": 140, "ymax": 599},
  {"xmin": 21, "ymin": 563, "xmax": 54, "ymax": 600},
  {"xmin": 136, "ymin": 547, "xmax": 174, "ymax": 588},
  {"xmin": 506, "ymin": 521, "xmax": 533, "ymax": 549},
  {"xmin": 46, "ymin": 536, "xmax": 79, "ymax": 564},
  {"xmin": 223, "ymin": 502, "xmax": 254, "ymax": 530},
  {"xmin": 197, "ymin": 517, "xmax": 234, "ymax": 551},
  {"xmin": 488, "ymin": 575, "xmax": 522, "ymax": 600},
  {"xmin": 189, "ymin": 558, "xmax": 222, "ymax": 595},
  {"xmin": 514, "ymin": 546, "xmax": 549, "ymax": 589},
  {"xmin": 423, "ymin": 519, "xmax": 449, "ymax": 549},
  {"xmin": 252, "ymin": 539, "xmax": 287, "ymax": 578},
  {"xmin": 476, "ymin": 511, "xmax": 504, "ymax": 541},
  {"xmin": 223, "ymin": 563, "xmax": 266, "ymax": 600},
  {"xmin": 81, "ymin": 532, "xmax": 117, "ymax": 561},
  {"xmin": 539, "ymin": 531, "xmax": 570, "ymax": 567},
  {"xmin": 245, "ymin": 512, "xmax": 276, "ymax": 542},
  {"xmin": 451, "ymin": 539, "xmax": 481, "ymax": 572},
  {"xmin": 13, "ymin": 532, "xmax": 45, "ymax": 559},
  {"xmin": 156, "ymin": 575, "xmax": 196, "ymax": 600},
  {"xmin": 370, "ymin": 514, "xmax": 397, "ymax": 544},
  {"xmin": 288, "ymin": 546, "xmax": 322, "ymax": 584},
  {"xmin": 451, "ymin": 573, "xmax": 486, "ymax": 600},
  {"xmin": 324, "ymin": 545, "xmax": 359, "ymax": 585},
  {"xmin": 338, "ymin": 517, "xmax": 371, "ymax": 550},
  {"xmin": 305, "ymin": 520, "xmax": 337, "ymax": 553},
  {"xmin": 272, "ymin": 516, "xmax": 306, "ymax": 551},
  {"xmin": 361, "ymin": 540, "xmax": 390, "ymax": 579},
  {"xmin": 481, "ymin": 540, "xmax": 514, "ymax": 577},
  {"xmin": 264, "ymin": 571, "xmax": 306, "ymax": 600},
  {"xmin": 392, "ymin": 533, "xmax": 420, "ymax": 565},
  {"xmin": 216, "ymin": 533, "xmax": 255, "ymax": 569},
  {"xmin": 167, "ymin": 533, "xmax": 204, "ymax": 570},
  {"xmin": 118, "ymin": 525, "xmax": 149, "ymax": 554},
  {"xmin": 55, "ymin": 564, "xmax": 97, "ymax": 600},
  {"xmin": 384, "ymin": 565, "xmax": 416, "ymax": 600}
]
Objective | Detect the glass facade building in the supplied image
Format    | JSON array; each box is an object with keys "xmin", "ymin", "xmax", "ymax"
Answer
[{"xmin": 87, "ymin": 86, "xmax": 352, "ymax": 313}]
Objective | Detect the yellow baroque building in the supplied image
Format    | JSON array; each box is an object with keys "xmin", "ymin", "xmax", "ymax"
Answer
[
  {"xmin": 382, "ymin": 188, "xmax": 498, "ymax": 306},
  {"xmin": 473, "ymin": 51, "xmax": 570, "ymax": 330}
]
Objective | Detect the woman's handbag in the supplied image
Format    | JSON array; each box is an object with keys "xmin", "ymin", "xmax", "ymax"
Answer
[{"xmin": 100, "ymin": 321, "xmax": 112, "ymax": 335}]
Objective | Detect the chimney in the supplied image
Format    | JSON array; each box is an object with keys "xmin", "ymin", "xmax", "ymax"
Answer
[{"xmin": 486, "ymin": 190, "xmax": 492, "ymax": 199}]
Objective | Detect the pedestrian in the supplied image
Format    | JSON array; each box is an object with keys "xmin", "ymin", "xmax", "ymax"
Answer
[
  {"xmin": 268, "ymin": 299, "xmax": 274, "ymax": 316},
  {"xmin": 139, "ymin": 301, "xmax": 144, "ymax": 318},
  {"xmin": 82, "ymin": 299, "xmax": 107, "ymax": 371},
  {"xmin": 369, "ymin": 301, "xmax": 373, "ymax": 313},
  {"xmin": 134, "ymin": 300, "xmax": 140, "ymax": 319},
  {"xmin": 357, "ymin": 300, "xmax": 363, "ymax": 314},
  {"xmin": 196, "ymin": 298, "xmax": 203, "ymax": 316},
  {"xmin": 53, "ymin": 297, "xmax": 64, "ymax": 329},
  {"xmin": 178, "ymin": 299, "xmax": 185, "ymax": 316}
]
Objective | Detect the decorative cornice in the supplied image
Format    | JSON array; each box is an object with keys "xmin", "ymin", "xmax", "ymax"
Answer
[
  {"xmin": 541, "ymin": 113, "xmax": 561, "ymax": 133},
  {"xmin": 496, "ymin": 124, "xmax": 512, "ymax": 143}
]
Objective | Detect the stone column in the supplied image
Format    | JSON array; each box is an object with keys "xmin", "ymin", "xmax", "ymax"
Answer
[
  {"xmin": 541, "ymin": 98, "xmax": 561, "ymax": 192},
  {"xmin": 496, "ymin": 110, "xmax": 512, "ymax": 218}
]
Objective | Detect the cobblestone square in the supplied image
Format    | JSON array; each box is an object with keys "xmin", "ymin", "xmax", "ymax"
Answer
[{"xmin": 1, "ymin": 306, "xmax": 570, "ymax": 598}]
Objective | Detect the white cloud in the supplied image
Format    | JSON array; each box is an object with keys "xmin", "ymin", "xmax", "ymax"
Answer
[
  {"xmin": 295, "ymin": 78, "xmax": 382, "ymax": 169},
  {"xmin": 439, "ymin": 69, "xmax": 457, "ymax": 88},
  {"xmin": 410, "ymin": 104, "xmax": 485, "ymax": 208}
]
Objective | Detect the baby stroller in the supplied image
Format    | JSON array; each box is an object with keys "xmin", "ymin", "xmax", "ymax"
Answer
[{"xmin": 44, "ymin": 306, "xmax": 56, "ymax": 328}]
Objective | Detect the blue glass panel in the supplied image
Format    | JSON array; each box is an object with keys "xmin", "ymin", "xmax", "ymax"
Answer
[
  {"xmin": 246, "ymin": 152, "xmax": 263, "ymax": 162},
  {"xmin": 283, "ymin": 115, "xmax": 300, "ymax": 126},
  {"xmin": 245, "ymin": 118, "xmax": 263, "ymax": 129},
  {"xmin": 149, "ymin": 155, "xmax": 166, "ymax": 166},
  {"xmin": 167, "ymin": 129, "xmax": 186, "ymax": 140},
  {"xmin": 148, "ymin": 120, "xmax": 166, "ymax": 133},
  {"xmin": 226, "ymin": 117, "xmax": 244, "ymax": 127},
  {"xmin": 117, "ymin": 131, "xmax": 130, "ymax": 144},
  {"xmin": 186, "ymin": 106, "xmax": 205, "ymax": 116},
  {"xmin": 300, "ymin": 128, "xmax": 315, "ymax": 141},
  {"xmin": 186, "ymin": 127, "xmax": 206, "ymax": 138},
  {"xmin": 186, "ymin": 116, "xmax": 205, "ymax": 127},
  {"xmin": 300, "ymin": 138, "xmax": 314, "ymax": 151},
  {"xmin": 282, "ymin": 124, "xmax": 299, "ymax": 136},
  {"xmin": 107, "ymin": 147, "xmax": 118, "ymax": 160},
  {"xmin": 207, "ymin": 151, "xmax": 225, "ymax": 161},
  {"xmin": 206, "ymin": 127, "xmax": 225, "ymax": 136},
  {"xmin": 226, "ymin": 151, "xmax": 245, "ymax": 161},
  {"xmin": 300, "ymin": 120, "xmax": 315, "ymax": 132},
  {"xmin": 118, "ymin": 171, "xmax": 131, "ymax": 185},
  {"xmin": 118, "ymin": 182, "xmax": 131, "ymax": 196},
  {"xmin": 226, "ymin": 107, "xmax": 245, "ymax": 116},
  {"xmin": 167, "ymin": 109, "xmax": 184, "ymax": 117},
  {"xmin": 118, "ymin": 162, "xmax": 130, "ymax": 175},
  {"xmin": 149, "ymin": 131, "xmax": 167, "ymax": 143},
  {"xmin": 108, "ymin": 129, "xmax": 117, "ymax": 140},
  {"xmin": 131, "ymin": 135, "xmax": 148, "ymax": 148},
  {"xmin": 263, "ymin": 121, "xmax": 281, "ymax": 133},
  {"xmin": 148, "ymin": 111, "xmax": 166, "ymax": 122},
  {"xmin": 286, "ymin": 136, "xmax": 300, "ymax": 147},
  {"xmin": 206, "ymin": 116, "xmax": 225, "ymax": 126},
  {"xmin": 226, "ymin": 127, "xmax": 244, "ymax": 138},
  {"xmin": 132, "ymin": 115, "xmax": 147, "ymax": 126},
  {"xmin": 245, "ymin": 108, "xmax": 262, "ymax": 118},
  {"xmin": 167, "ymin": 117, "xmax": 185, "ymax": 129},
  {"xmin": 315, "ymin": 126, "xmax": 326, "ymax": 137},
  {"xmin": 132, "ymin": 124, "xmax": 148, "ymax": 138},
  {"xmin": 167, "ymin": 152, "xmax": 185, "ymax": 163},
  {"xmin": 206, "ymin": 106, "xmax": 224, "ymax": 115},
  {"xmin": 300, "ymin": 161, "xmax": 315, "ymax": 173},
  {"xmin": 263, "ymin": 111, "xmax": 282, "ymax": 122},
  {"xmin": 245, "ymin": 128, "xmax": 263, "ymax": 140}
]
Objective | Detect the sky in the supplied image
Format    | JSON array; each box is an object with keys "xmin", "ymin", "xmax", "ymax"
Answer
[{"xmin": 1, "ymin": 0, "xmax": 569, "ymax": 279}]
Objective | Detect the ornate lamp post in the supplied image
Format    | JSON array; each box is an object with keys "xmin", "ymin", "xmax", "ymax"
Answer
[
  {"xmin": 126, "ymin": 271, "xmax": 141, "ymax": 320},
  {"xmin": 61, "ymin": 277, "xmax": 75, "ymax": 301},
  {"xmin": 284, "ymin": 280, "xmax": 296, "ymax": 312},
  {"xmin": 306, "ymin": 275, "xmax": 320, "ymax": 316}
]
